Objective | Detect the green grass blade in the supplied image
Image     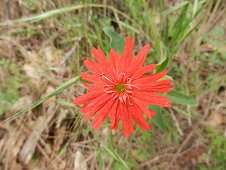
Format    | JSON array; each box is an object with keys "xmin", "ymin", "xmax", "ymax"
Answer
[
  {"xmin": 161, "ymin": 1, "xmax": 189, "ymax": 16},
  {"xmin": 1, "ymin": 75, "xmax": 82, "ymax": 124},
  {"xmin": 116, "ymin": 20, "xmax": 140, "ymax": 34},
  {"xmin": 156, "ymin": 45, "xmax": 170, "ymax": 72},
  {"xmin": 170, "ymin": 3, "xmax": 190, "ymax": 48},
  {"xmin": 163, "ymin": 16, "xmax": 169, "ymax": 45},
  {"xmin": 102, "ymin": 145, "xmax": 130, "ymax": 170}
]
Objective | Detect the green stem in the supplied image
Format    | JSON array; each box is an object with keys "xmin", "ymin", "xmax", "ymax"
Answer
[{"xmin": 1, "ymin": 75, "xmax": 82, "ymax": 124}]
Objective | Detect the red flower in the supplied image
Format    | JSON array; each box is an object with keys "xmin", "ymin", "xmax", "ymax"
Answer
[{"xmin": 73, "ymin": 36, "xmax": 173, "ymax": 137}]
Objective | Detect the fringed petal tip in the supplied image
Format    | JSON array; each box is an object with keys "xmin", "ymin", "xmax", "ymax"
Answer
[
  {"xmin": 125, "ymin": 36, "xmax": 134, "ymax": 42},
  {"xmin": 72, "ymin": 99, "xmax": 79, "ymax": 105},
  {"xmin": 164, "ymin": 102, "xmax": 172, "ymax": 108}
]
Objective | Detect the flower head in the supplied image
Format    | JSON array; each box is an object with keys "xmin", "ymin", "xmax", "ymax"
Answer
[{"xmin": 73, "ymin": 36, "xmax": 173, "ymax": 137}]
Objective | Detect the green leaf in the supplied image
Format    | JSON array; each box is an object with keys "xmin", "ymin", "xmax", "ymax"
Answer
[
  {"xmin": 103, "ymin": 27, "xmax": 125, "ymax": 54},
  {"xmin": 161, "ymin": 75, "xmax": 173, "ymax": 81},
  {"xmin": 149, "ymin": 106, "xmax": 165, "ymax": 130},
  {"xmin": 167, "ymin": 90, "xmax": 197, "ymax": 105},
  {"xmin": 156, "ymin": 45, "xmax": 170, "ymax": 72}
]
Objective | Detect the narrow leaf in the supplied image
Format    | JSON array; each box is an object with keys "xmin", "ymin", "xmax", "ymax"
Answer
[
  {"xmin": 156, "ymin": 45, "xmax": 170, "ymax": 72},
  {"xmin": 103, "ymin": 27, "xmax": 125, "ymax": 54},
  {"xmin": 167, "ymin": 90, "xmax": 197, "ymax": 105},
  {"xmin": 149, "ymin": 106, "xmax": 165, "ymax": 130}
]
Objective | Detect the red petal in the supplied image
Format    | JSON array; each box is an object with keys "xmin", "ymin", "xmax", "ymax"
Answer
[
  {"xmin": 133, "ymin": 70, "xmax": 168, "ymax": 84},
  {"xmin": 110, "ymin": 101, "xmax": 121, "ymax": 130},
  {"xmin": 128, "ymin": 105, "xmax": 150, "ymax": 131},
  {"xmin": 141, "ymin": 85, "xmax": 173, "ymax": 92},
  {"xmin": 137, "ymin": 79, "xmax": 173, "ymax": 92},
  {"xmin": 127, "ymin": 44, "xmax": 150, "ymax": 77},
  {"xmin": 91, "ymin": 48, "xmax": 117, "ymax": 81},
  {"xmin": 109, "ymin": 48, "xmax": 122, "ymax": 76},
  {"xmin": 73, "ymin": 90, "xmax": 104, "ymax": 105},
  {"xmin": 142, "ymin": 85, "xmax": 173, "ymax": 93},
  {"xmin": 120, "ymin": 36, "xmax": 134, "ymax": 72},
  {"xmin": 145, "ymin": 79, "xmax": 173, "ymax": 86},
  {"xmin": 81, "ymin": 72, "xmax": 115, "ymax": 85},
  {"xmin": 81, "ymin": 72, "xmax": 102, "ymax": 84},
  {"xmin": 136, "ymin": 92, "xmax": 171, "ymax": 107},
  {"xmin": 109, "ymin": 100, "xmax": 119, "ymax": 129},
  {"xmin": 132, "ymin": 97, "xmax": 155, "ymax": 118},
  {"xmin": 92, "ymin": 99, "xmax": 116, "ymax": 130},
  {"xmin": 80, "ymin": 93, "xmax": 109, "ymax": 113},
  {"xmin": 130, "ymin": 64, "xmax": 156, "ymax": 80},
  {"xmin": 120, "ymin": 104, "xmax": 134, "ymax": 137},
  {"xmin": 81, "ymin": 94, "xmax": 113, "ymax": 121},
  {"xmin": 91, "ymin": 47, "xmax": 108, "ymax": 65},
  {"xmin": 108, "ymin": 49, "xmax": 118, "ymax": 77},
  {"xmin": 83, "ymin": 83, "xmax": 104, "ymax": 91},
  {"xmin": 84, "ymin": 58, "xmax": 101, "ymax": 75}
]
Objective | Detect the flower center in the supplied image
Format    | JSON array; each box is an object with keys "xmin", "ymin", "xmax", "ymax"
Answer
[{"xmin": 116, "ymin": 83, "xmax": 125, "ymax": 93}]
